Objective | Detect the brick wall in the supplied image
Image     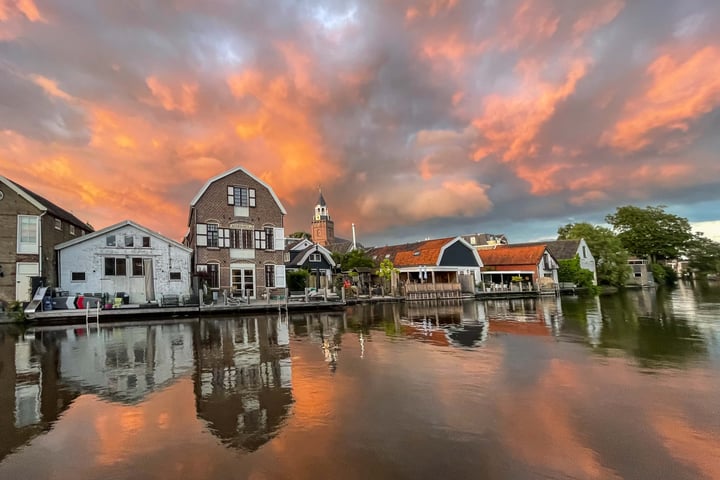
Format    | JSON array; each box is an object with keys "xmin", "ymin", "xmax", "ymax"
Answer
[{"xmin": 189, "ymin": 169, "xmax": 285, "ymax": 295}]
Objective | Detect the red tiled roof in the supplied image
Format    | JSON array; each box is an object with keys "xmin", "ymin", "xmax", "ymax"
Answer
[
  {"xmin": 478, "ymin": 244, "xmax": 547, "ymax": 266},
  {"xmin": 368, "ymin": 237, "xmax": 455, "ymax": 267}
]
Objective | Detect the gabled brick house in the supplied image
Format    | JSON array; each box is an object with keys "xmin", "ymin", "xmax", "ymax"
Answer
[
  {"xmin": 184, "ymin": 167, "xmax": 286, "ymax": 299},
  {"xmin": 0, "ymin": 176, "xmax": 93, "ymax": 304}
]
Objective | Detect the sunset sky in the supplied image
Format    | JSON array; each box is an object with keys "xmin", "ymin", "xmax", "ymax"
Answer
[{"xmin": 2, "ymin": 0, "xmax": 720, "ymax": 245}]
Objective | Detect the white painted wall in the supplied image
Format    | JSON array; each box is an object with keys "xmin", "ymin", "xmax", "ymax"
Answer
[
  {"xmin": 576, "ymin": 238, "xmax": 598, "ymax": 285},
  {"xmin": 57, "ymin": 224, "xmax": 191, "ymax": 303}
]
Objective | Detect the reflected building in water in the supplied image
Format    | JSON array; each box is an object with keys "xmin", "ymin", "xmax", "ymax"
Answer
[
  {"xmin": 57, "ymin": 324, "xmax": 195, "ymax": 403},
  {"xmin": 0, "ymin": 329, "xmax": 78, "ymax": 461},
  {"xmin": 396, "ymin": 297, "xmax": 563, "ymax": 348},
  {"xmin": 193, "ymin": 316, "xmax": 293, "ymax": 452}
]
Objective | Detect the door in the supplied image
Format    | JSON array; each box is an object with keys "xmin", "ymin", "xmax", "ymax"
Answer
[
  {"xmin": 15, "ymin": 262, "xmax": 39, "ymax": 302},
  {"xmin": 143, "ymin": 258, "xmax": 155, "ymax": 301},
  {"xmin": 230, "ymin": 266, "xmax": 255, "ymax": 298}
]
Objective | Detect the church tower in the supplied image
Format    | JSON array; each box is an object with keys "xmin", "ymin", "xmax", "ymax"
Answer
[{"xmin": 311, "ymin": 189, "xmax": 334, "ymax": 246}]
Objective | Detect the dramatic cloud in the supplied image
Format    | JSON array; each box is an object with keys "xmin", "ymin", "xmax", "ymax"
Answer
[{"xmin": 1, "ymin": 0, "xmax": 719, "ymax": 244}]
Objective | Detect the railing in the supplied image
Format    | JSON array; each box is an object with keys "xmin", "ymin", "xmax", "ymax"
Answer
[{"xmin": 404, "ymin": 282, "xmax": 462, "ymax": 301}]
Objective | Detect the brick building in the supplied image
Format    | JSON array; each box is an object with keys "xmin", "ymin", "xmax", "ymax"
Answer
[
  {"xmin": 184, "ymin": 167, "xmax": 286, "ymax": 299},
  {"xmin": 0, "ymin": 176, "xmax": 93, "ymax": 304}
]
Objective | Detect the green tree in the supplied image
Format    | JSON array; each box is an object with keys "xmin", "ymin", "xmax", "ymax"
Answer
[
  {"xmin": 376, "ymin": 258, "xmax": 398, "ymax": 295},
  {"xmin": 557, "ymin": 255, "xmax": 598, "ymax": 292},
  {"xmin": 289, "ymin": 231, "xmax": 311, "ymax": 239},
  {"xmin": 686, "ymin": 234, "xmax": 720, "ymax": 274},
  {"xmin": 286, "ymin": 269, "xmax": 309, "ymax": 291},
  {"xmin": 334, "ymin": 249, "xmax": 376, "ymax": 271},
  {"xmin": 605, "ymin": 205, "xmax": 693, "ymax": 263},
  {"xmin": 558, "ymin": 222, "xmax": 630, "ymax": 287}
]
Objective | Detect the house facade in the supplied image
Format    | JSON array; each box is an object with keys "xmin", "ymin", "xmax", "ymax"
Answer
[
  {"xmin": 514, "ymin": 239, "xmax": 597, "ymax": 285},
  {"xmin": 0, "ymin": 176, "xmax": 93, "ymax": 304},
  {"xmin": 285, "ymin": 239, "xmax": 336, "ymax": 290},
  {"xmin": 185, "ymin": 167, "xmax": 286, "ymax": 299},
  {"xmin": 477, "ymin": 244, "xmax": 559, "ymax": 286},
  {"xmin": 55, "ymin": 220, "xmax": 192, "ymax": 305},
  {"xmin": 367, "ymin": 236, "xmax": 483, "ymax": 293}
]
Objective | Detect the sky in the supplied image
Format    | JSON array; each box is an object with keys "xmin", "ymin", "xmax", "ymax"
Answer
[{"xmin": 2, "ymin": 0, "xmax": 720, "ymax": 246}]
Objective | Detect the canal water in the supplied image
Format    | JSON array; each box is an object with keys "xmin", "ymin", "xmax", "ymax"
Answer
[{"xmin": 0, "ymin": 282, "xmax": 718, "ymax": 479}]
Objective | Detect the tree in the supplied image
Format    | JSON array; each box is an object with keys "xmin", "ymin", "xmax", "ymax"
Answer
[
  {"xmin": 334, "ymin": 249, "xmax": 375, "ymax": 271},
  {"xmin": 605, "ymin": 205, "xmax": 693, "ymax": 263},
  {"xmin": 289, "ymin": 231, "xmax": 311, "ymax": 239},
  {"xmin": 686, "ymin": 234, "xmax": 720, "ymax": 274},
  {"xmin": 558, "ymin": 222, "xmax": 631, "ymax": 287},
  {"xmin": 375, "ymin": 258, "xmax": 398, "ymax": 295},
  {"xmin": 557, "ymin": 255, "xmax": 597, "ymax": 292}
]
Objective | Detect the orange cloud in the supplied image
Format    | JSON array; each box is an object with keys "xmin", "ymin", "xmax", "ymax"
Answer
[
  {"xmin": 145, "ymin": 76, "xmax": 198, "ymax": 114},
  {"xmin": 29, "ymin": 74, "xmax": 72, "ymax": 101},
  {"xmin": 572, "ymin": 0, "xmax": 624, "ymax": 37},
  {"xmin": 358, "ymin": 178, "xmax": 492, "ymax": 226},
  {"xmin": 604, "ymin": 46, "xmax": 720, "ymax": 151},
  {"xmin": 472, "ymin": 57, "xmax": 589, "ymax": 167},
  {"xmin": 0, "ymin": 0, "xmax": 43, "ymax": 22}
]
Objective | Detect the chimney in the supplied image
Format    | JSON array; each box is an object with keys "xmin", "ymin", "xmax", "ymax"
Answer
[{"xmin": 352, "ymin": 223, "xmax": 357, "ymax": 250}]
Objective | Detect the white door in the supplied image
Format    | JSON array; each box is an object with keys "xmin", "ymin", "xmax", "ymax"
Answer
[
  {"xmin": 230, "ymin": 266, "xmax": 255, "ymax": 298},
  {"xmin": 16, "ymin": 263, "xmax": 39, "ymax": 302}
]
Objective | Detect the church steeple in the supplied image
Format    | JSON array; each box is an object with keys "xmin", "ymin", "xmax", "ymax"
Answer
[
  {"xmin": 311, "ymin": 187, "xmax": 334, "ymax": 246},
  {"xmin": 314, "ymin": 187, "xmax": 330, "ymax": 221}
]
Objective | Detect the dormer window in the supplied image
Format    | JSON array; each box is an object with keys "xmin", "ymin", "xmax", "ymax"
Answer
[
  {"xmin": 413, "ymin": 251, "xmax": 420, "ymax": 256},
  {"xmin": 227, "ymin": 186, "xmax": 256, "ymax": 217}
]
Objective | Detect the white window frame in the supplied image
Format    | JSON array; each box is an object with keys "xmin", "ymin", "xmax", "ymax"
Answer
[
  {"xmin": 54, "ymin": 218, "xmax": 62, "ymax": 230},
  {"xmin": 309, "ymin": 253, "xmax": 321, "ymax": 263},
  {"xmin": 17, "ymin": 215, "xmax": 39, "ymax": 254},
  {"xmin": 70, "ymin": 225, "xmax": 75, "ymax": 236}
]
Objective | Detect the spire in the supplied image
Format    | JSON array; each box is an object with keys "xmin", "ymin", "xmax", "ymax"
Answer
[{"xmin": 317, "ymin": 186, "xmax": 326, "ymax": 207}]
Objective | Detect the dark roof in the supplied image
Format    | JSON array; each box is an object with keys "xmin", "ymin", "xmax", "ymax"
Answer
[
  {"xmin": 512, "ymin": 239, "xmax": 581, "ymax": 261},
  {"xmin": 460, "ymin": 233, "xmax": 508, "ymax": 246},
  {"xmin": 7, "ymin": 177, "xmax": 93, "ymax": 231},
  {"xmin": 317, "ymin": 190, "xmax": 326, "ymax": 207}
]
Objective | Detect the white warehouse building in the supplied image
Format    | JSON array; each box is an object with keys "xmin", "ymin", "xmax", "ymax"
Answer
[{"xmin": 55, "ymin": 220, "xmax": 192, "ymax": 304}]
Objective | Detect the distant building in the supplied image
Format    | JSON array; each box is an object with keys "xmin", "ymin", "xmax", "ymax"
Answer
[
  {"xmin": 477, "ymin": 244, "xmax": 559, "ymax": 286},
  {"xmin": 512, "ymin": 239, "xmax": 597, "ymax": 285},
  {"xmin": 55, "ymin": 220, "xmax": 192, "ymax": 304},
  {"xmin": 460, "ymin": 233, "xmax": 508, "ymax": 247},
  {"xmin": 0, "ymin": 176, "xmax": 93, "ymax": 304},
  {"xmin": 184, "ymin": 167, "xmax": 286, "ymax": 299},
  {"xmin": 309, "ymin": 190, "xmax": 358, "ymax": 254},
  {"xmin": 285, "ymin": 238, "xmax": 336, "ymax": 290}
]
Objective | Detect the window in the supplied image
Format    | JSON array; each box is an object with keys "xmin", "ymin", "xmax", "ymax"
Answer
[
  {"xmin": 125, "ymin": 235, "xmax": 134, "ymax": 247},
  {"xmin": 227, "ymin": 186, "xmax": 256, "ymax": 207},
  {"xmin": 105, "ymin": 257, "xmax": 127, "ymax": 276},
  {"xmin": 207, "ymin": 224, "xmax": 219, "ymax": 247},
  {"xmin": 284, "ymin": 251, "xmax": 290, "ymax": 263},
  {"xmin": 54, "ymin": 218, "xmax": 62, "ymax": 230},
  {"xmin": 71, "ymin": 272, "xmax": 85, "ymax": 281},
  {"xmin": 227, "ymin": 186, "xmax": 256, "ymax": 217},
  {"xmin": 265, "ymin": 227, "xmax": 274, "ymax": 250},
  {"xmin": 254, "ymin": 229, "xmax": 266, "ymax": 249},
  {"xmin": 132, "ymin": 258, "xmax": 144, "ymax": 276},
  {"xmin": 230, "ymin": 228, "xmax": 253, "ymax": 249},
  {"xmin": 265, "ymin": 264, "xmax": 275, "ymax": 287},
  {"xmin": 169, "ymin": 272, "xmax": 182, "ymax": 280},
  {"xmin": 70, "ymin": 225, "xmax": 75, "ymax": 236},
  {"xmin": 142, "ymin": 236, "xmax": 151, "ymax": 247},
  {"xmin": 309, "ymin": 253, "xmax": 321, "ymax": 263},
  {"xmin": 106, "ymin": 235, "xmax": 116, "ymax": 247},
  {"xmin": 582, "ymin": 246, "xmax": 587, "ymax": 258},
  {"xmin": 17, "ymin": 215, "xmax": 39, "ymax": 254}
]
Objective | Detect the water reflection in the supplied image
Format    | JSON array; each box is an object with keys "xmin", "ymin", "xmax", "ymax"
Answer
[
  {"xmin": 194, "ymin": 316, "xmax": 293, "ymax": 451},
  {"xmin": 0, "ymin": 285, "xmax": 717, "ymax": 480}
]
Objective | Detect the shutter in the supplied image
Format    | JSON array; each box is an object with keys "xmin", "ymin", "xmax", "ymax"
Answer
[
  {"xmin": 273, "ymin": 227, "xmax": 284, "ymax": 251},
  {"xmin": 274, "ymin": 265, "xmax": 286, "ymax": 288},
  {"xmin": 249, "ymin": 188, "xmax": 256, "ymax": 207},
  {"xmin": 220, "ymin": 229, "xmax": 230, "ymax": 248},
  {"xmin": 196, "ymin": 223, "xmax": 207, "ymax": 246},
  {"xmin": 227, "ymin": 186, "xmax": 234, "ymax": 205}
]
